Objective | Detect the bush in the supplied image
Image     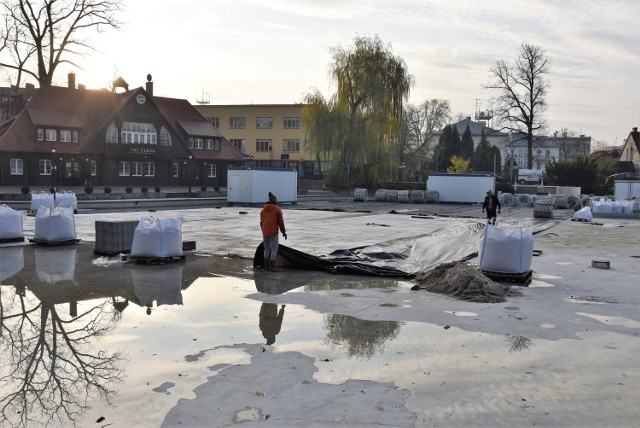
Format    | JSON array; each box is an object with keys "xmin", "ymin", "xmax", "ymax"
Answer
[
  {"xmin": 103, "ymin": 187, "xmax": 112, "ymax": 194},
  {"xmin": 496, "ymin": 182, "xmax": 515, "ymax": 195},
  {"xmin": 84, "ymin": 185, "xmax": 94, "ymax": 194},
  {"xmin": 141, "ymin": 187, "xmax": 148, "ymax": 193},
  {"xmin": 125, "ymin": 186, "xmax": 132, "ymax": 194},
  {"xmin": 200, "ymin": 185, "xmax": 207, "ymax": 192},
  {"xmin": 154, "ymin": 186, "xmax": 161, "ymax": 193},
  {"xmin": 20, "ymin": 186, "xmax": 30, "ymax": 195}
]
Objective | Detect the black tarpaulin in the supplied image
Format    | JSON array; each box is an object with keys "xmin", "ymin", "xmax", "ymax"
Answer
[{"xmin": 253, "ymin": 243, "xmax": 414, "ymax": 278}]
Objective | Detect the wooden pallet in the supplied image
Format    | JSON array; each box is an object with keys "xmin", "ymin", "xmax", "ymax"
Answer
[
  {"xmin": 0, "ymin": 236, "xmax": 25, "ymax": 244},
  {"xmin": 28, "ymin": 238, "xmax": 80, "ymax": 246},
  {"xmin": 482, "ymin": 269, "xmax": 532, "ymax": 286},
  {"xmin": 121, "ymin": 254, "xmax": 186, "ymax": 265},
  {"xmin": 94, "ymin": 248, "xmax": 130, "ymax": 256}
]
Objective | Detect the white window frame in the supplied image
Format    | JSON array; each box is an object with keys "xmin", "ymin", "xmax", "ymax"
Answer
[
  {"xmin": 159, "ymin": 126, "xmax": 172, "ymax": 146},
  {"xmin": 207, "ymin": 164, "xmax": 217, "ymax": 178},
  {"xmin": 283, "ymin": 117, "xmax": 300, "ymax": 129},
  {"xmin": 90, "ymin": 160, "xmax": 97, "ymax": 176},
  {"xmin": 172, "ymin": 162, "xmax": 179, "ymax": 177},
  {"xmin": 143, "ymin": 162, "xmax": 155, "ymax": 177},
  {"xmin": 118, "ymin": 161, "xmax": 130, "ymax": 176},
  {"xmin": 10, "ymin": 158, "xmax": 23, "ymax": 175},
  {"xmin": 60, "ymin": 130, "xmax": 72, "ymax": 142},
  {"xmin": 256, "ymin": 139, "xmax": 272, "ymax": 152},
  {"xmin": 283, "ymin": 139, "xmax": 300, "ymax": 152},
  {"xmin": 121, "ymin": 121, "xmax": 157, "ymax": 145},
  {"xmin": 205, "ymin": 139, "xmax": 213, "ymax": 150},
  {"xmin": 231, "ymin": 139, "xmax": 246, "ymax": 152},
  {"xmin": 207, "ymin": 117, "xmax": 220, "ymax": 128},
  {"xmin": 132, "ymin": 161, "xmax": 143, "ymax": 176},
  {"xmin": 37, "ymin": 128, "xmax": 44, "ymax": 141},
  {"xmin": 45, "ymin": 129, "xmax": 57, "ymax": 142},
  {"xmin": 230, "ymin": 117, "xmax": 246, "ymax": 129},
  {"xmin": 106, "ymin": 122, "xmax": 118, "ymax": 144},
  {"xmin": 195, "ymin": 138, "xmax": 204, "ymax": 149},
  {"xmin": 39, "ymin": 159, "xmax": 52, "ymax": 175},
  {"xmin": 73, "ymin": 130, "xmax": 79, "ymax": 143},
  {"xmin": 256, "ymin": 117, "xmax": 272, "ymax": 129}
]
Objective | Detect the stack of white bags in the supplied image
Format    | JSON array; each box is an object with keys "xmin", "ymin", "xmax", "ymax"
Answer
[
  {"xmin": 30, "ymin": 192, "xmax": 54, "ymax": 211},
  {"xmin": 0, "ymin": 204, "xmax": 24, "ymax": 241},
  {"xmin": 479, "ymin": 224, "xmax": 534, "ymax": 274},
  {"xmin": 131, "ymin": 217, "xmax": 183, "ymax": 258}
]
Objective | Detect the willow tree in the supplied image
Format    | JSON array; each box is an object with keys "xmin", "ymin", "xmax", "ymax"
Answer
[{"xmin": 303, "ymin": 35, "xmax": 414, "ymax": 189}]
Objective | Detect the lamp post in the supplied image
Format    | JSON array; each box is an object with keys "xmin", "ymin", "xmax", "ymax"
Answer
[
  {"xmin": 50, "ymin": 148, "xmax": 57, "ymax": 197},
  {"xmin": 187, "ymin": 155, "xmax": 192, "ymax": 194}
]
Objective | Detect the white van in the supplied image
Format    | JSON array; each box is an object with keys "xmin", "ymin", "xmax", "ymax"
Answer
[{"xmin": 517, "ymin": 169, "xmax": 544, "ymax": 184}]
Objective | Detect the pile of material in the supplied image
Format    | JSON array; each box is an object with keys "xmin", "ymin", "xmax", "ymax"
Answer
[{"xmin": 412, "ymin": 261, "xmax": 514, "ymax": 303}]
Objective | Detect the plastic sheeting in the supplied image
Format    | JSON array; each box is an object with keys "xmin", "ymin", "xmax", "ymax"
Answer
[
  {"xmin": 572, "ymin": 206, "xmax": 593, "ymax": 222},
  {"xmin": 479, "ymin": 224, "xmax": 534, "ymax": 274},
  {"xmin": 253, "ymin": 243, "xmax": 414, "ymax": 278}
]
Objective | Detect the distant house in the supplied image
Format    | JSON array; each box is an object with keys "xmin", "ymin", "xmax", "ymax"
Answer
[
  {"xmin": 619, "ymin": 127, "xmax": 640, "ymax": 175},
  {"xmin": 0, "ymin": 74, "xmax": 244, "ymax": 189},
  {"xmin": 432, "ymin": 117, "xmax": 508, "ymax": 150}
]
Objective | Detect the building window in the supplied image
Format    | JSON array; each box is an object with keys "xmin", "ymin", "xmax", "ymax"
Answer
[
  {"xmin": 255, "ymin": 160, "xmax": 270, "ymax": 168},
  {"xmin": 121, "ymin": 121, "xmax": 157, "ymax": 145},
  {"xmin": 39, "ymin": 159, "xmax": 52, "ymax": 175},
  {"xmin": 144, "ymin": 162, "xmax": 155, "ymax": 177},
  {"xmin": 256, "ymin": 139, "xmax": 272, "ymax": 152},
  {"xmin": 106, "ymin": 122, "xmax": 118, "ymax": 144},
  {"xmin": 132, "ymin": 161, "xmax": 143, "ymax": 176},
  {"xmin": 10, "ymin": 158, "xmax": 23, "ymax": 175},
  {"xmin": 207, "ymin": 164, "xmax": 217, "ymax": 178},
  {"xmin": 60, "ymin": 130, "xmax": 72, "ymax": 142},
  {"xmin": 46, "ymin": 129, "xmax": 57, "ymax": 142},
  {"xmin": 283, "ymin": 139, "xmax": 300, "ymax": 152},
  {"xmin": 256, "ymin": 117, "xmax": 272, "ymax": 129},
  {"xmin": 195, "ymin": 138, "xmax": 204, "ymax": 149},
  {"xmin": 230, "ymin": 139, "xmax": 246, "ymax": 152},
  {"xmin": 205, "ymin": 139, "xmax": 220, "ymax": 150},
  {"xmin": 118, "ymin": 161, "xmax": 130, "ymax": 176},
  {"xmin": 172, "ymin": 162, "xmax": 179, "ymax": 177},
  {"xmin": 73, "ymin": 130, "xmax": 79, "ymax": 143},
  {"xmin": 230, "ymin": 117, "xmax": 246, "ymax": 129},
  {"xmin": 188, "ymin": 138, "xmax": 194, "ymax": 149},
  {"xmin": 90, "ymin": 160, "xmax": 97, "ymax": 176},
  {"xmin": 546, "ymin": 149, "xmax": 551, "ymax": 159},
  {"xmin": 205, "ymin": 139, "xmax": 213, "ymax": 150},
  {"xmin": 214, "ymin": 139, "xmax": 220, "ymax": 150},
  {"xmin": 207, "ymin": 117, "xmax": 219, "ymax": 128},
  {"xmin": 159, "ymin": 126, "xmax": 172, "ymax": 146},
  {"xmin": 283, "ymin": 160, "xmax": 299, "ymax": 170},
  {"xmin": 283, "ymin": 117, "xmax": 300, "ymax": 129},
  {"xmin": 37, "ymin": 128, "xmax": 44, "ymax": 141}
]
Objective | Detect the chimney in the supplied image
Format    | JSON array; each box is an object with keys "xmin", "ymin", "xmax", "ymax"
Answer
[
  {"xmin": 68, "ymin": 72, "xmax": 76, "ymax": 89},
  {"xmin": 145, "ymin": 73, "xmax": 153, "ymax": 97},
  {"xmin": 633, "ymin": 127, "xmax": 638, "ymax": 133}
]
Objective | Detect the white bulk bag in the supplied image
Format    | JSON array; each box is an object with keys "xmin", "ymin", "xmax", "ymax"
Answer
[
  {"xmin": 30, "ymin": 192, "xmax": 54, "ymax": 211},
  {"xmin": 55, "ymin": 191, "xmax": 78, "ymax": 210},
  {"xmin": 0, "ymin": 204, "xmax": 24, "ymax": 240},
  {"xmin": 131, "ymin": 217, "xmax": 183, "ymax": 258},
  {"xmin": 34, "ymin": 206, "xmax": 77, "ymax": 241},
  {"xmin": 572, "ymin": 206, "xmax": 593, "ymax": 222},
  {"xmin": 479, "ymin": 224, "xmax": 534, "ymax": 274}
]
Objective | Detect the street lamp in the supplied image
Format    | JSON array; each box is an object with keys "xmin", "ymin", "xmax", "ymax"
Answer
[
  {"xmin": 188, "ymin": 155, "xmax": 192, "ymax": 194},
  {"xmin": 50, "ymin": 148, "xmax": 57, "ymax": 196}
]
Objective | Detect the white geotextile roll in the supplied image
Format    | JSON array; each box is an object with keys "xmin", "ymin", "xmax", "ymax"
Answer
[{"xmin": 479, "ymin": 224, "xmax": 534, "ymax": 274}]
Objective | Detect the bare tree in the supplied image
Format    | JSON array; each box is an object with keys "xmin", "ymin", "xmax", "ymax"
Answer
[
  {"xmin": 485, "ymin": 43, "xmax": 550, "ymax": 169},
  {"xmin": 0, "ymin": 0, "xmax": 122, "ymax": 87},
  {"xmin": 553, "ymin": 128, "xmax": 590, "ymax": 160}
]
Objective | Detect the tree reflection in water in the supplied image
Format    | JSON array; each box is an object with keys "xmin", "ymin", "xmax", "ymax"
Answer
[
  {"xmin": 506, "ymin": 334, "xmax": 533, "ymax": 352},
  {"xmin": 323, "ymin": 314, "xmax": 401, "ymax": 359},
  {"xmin": 0, "ymin": 287, "xmax": 124, "ymax": 427}
]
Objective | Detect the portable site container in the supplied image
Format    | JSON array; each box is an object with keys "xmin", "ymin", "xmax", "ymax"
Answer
[
  {"xmin": 427, "ymin": 173, "xmax": 496, "ymax": 204},
  {"xmin": 614, "ymin": 180, "xmax": 640, "ymax": 200},
  {"xmin": 227, "ymin": 167, "xmax": 298, "ymax": 205}
]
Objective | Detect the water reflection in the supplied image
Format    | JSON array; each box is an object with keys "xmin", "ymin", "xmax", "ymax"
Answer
[
  {"xmin": 0, "ymin": 246, "xmax": 24, "ymax": 283},
  {"xmin": 259, "ymin": 303, "xmax": 286, "ymax": 345},
  {"xmin": 129, "ymin": 264, "xmax": 184, "ymax": 315},
  {"xmin": 323, "ymin": 314, "xmax": 401, "ymax": 359},
  {"xmin": 35, "ymin": 246, "xmax": 77, "ymax": 285}
]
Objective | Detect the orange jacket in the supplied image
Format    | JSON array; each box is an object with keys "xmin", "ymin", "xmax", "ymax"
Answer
[{"xmin": 260, "ymin": 203, "xmax": 286, "ymax": 236}]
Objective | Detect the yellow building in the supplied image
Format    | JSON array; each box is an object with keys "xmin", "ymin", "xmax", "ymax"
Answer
[{"xmin": 194, "ymin": 104, "xmax": 321, "ymax": 179}]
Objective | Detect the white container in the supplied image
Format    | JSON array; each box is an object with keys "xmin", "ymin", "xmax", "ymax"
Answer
[
  {"xmin": 30, "ymin": 192, "xmax": 54, "ymax": 211},
  {"xmin": 227, "ymin": 167, "xmax": 298, "ymax": 205},
  {"xmin": 131, "ymin": 217, "xmax": 183, "ymax": 258},
  {"xmin": 427, "ymin": 173, "xmax": 496, "ymax": 204},
  {"xmin": 613, "ymin": 180, "xmax": 640, "ymax": 200}
]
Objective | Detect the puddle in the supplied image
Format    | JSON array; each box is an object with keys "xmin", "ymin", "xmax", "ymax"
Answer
[{"xmin": 1, "ymin": 242, "xmax": 639, "ymax": 427}]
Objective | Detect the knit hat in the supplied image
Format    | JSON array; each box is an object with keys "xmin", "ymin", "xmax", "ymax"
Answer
[{"xmin": 268, "ymin": 192, "xmax": 278, "ymax": 203}]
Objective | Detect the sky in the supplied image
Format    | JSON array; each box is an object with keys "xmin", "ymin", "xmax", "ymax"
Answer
[{"xmin": 52, "ymin": 0, "xmax": 640, "ymax": 146}]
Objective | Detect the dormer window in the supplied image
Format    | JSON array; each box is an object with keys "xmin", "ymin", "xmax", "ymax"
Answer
[
  {"xmin": 46, "ymin": 129, "xmax": 57, "ymax": 142},
  {"xmin": 159, "ymin": 126, "xmax": 172, "ymax": 146}
]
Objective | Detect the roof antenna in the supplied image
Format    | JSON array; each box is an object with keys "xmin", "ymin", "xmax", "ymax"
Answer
[{"xmin": 196, "ymin": 87, "xmax": 210, "ymax": 104}]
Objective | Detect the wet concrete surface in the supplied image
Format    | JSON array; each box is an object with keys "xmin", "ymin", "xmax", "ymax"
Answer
[{"xmin": 1, "ymin": 200, "xmax": 639, "ymax": 427}]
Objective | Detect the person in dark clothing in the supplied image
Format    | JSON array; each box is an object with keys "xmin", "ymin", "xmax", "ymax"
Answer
[
  {"xmin": 260, "ymin": 192, "xmax": 287, "ymax": 272},
  {"xmin": 482, "ymin": 189, "xmax": 501, "ymax": 225},
  {"xmin": 259, "ymin": 303, "xmax": 286, "ymax": 345}
]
